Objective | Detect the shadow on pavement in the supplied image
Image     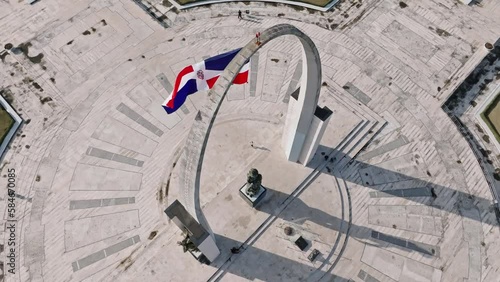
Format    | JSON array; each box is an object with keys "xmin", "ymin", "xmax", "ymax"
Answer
[
  {"xmin": 210, "ymin": 234, "xmax": 352, "ymax": 282},
  {"xmin": 257, "ymin": 188, "xmax": 438, "ymax": 257},
  {"xmin": 306, "ymin": 145, "xmax": 497, "ymax": 226}
]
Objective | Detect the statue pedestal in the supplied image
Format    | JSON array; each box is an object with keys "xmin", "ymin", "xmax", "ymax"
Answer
[
  {"xmin": 239, "ymin": 184, "xmax": 267, "ymax": 207},
  {"xmin": 188, "ymin": 248, "xmax": 210, "ymax": 265}
]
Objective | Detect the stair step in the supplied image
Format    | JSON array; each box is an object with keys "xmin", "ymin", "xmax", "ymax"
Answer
[
  {"xmin": 313, "ymin": 78, "xmax": 388, "ymax": 171},
  {"xmin": 335, "ymin": 121, "xmax": 387, "ymax": 169},
  {"xmin": 333, "ymin": 121, "xmax": 380, "ymax": 168},
  {"xmin": 319, "ymin": 120, "xmax": 374, "ymax": 168}
]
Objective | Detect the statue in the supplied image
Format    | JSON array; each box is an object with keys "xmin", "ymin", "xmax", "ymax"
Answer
[
  {"xmin": 239, "ymin": 168, "xmax": 266, "ymax": 207},
  {"xmin": 245, "ymin": 168, "xmax": 262, "ymax": 197},
  {"xmin": 177, "ymin": 230, "xmax": 198, "ymax": 253}
]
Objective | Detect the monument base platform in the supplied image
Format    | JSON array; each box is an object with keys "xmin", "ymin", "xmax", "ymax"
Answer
[{"xmin": 239, "ymin": 184, "xmax": 267, "ymax": 208}]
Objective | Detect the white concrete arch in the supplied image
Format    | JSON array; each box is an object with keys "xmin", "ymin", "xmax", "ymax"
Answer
[{"xmin": 177, "ymin": 24, "xmax": 323, "ymax": 261}]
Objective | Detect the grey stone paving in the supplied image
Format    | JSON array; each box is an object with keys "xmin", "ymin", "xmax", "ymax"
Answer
[
  {"xmin": 65, "ymin": 210, "xmax": 140, "ymax": 251},
  {"xmin": 369, "ymin": 187, "xmax": 434, "ymax": 198},
  {"xmin": 69, "ymin": 163, "xmax": 143, "ymax": 191},
  {"xmin": 261, "ymin": 50, "xmax": 291, "ymax": 102},
  {"xmin": 156, "ymin": 73, "xmax": 173, "ymax": 93},
  {"xmin": 86, "ymin": 146, "xmax": 145, "ymax": 167},
  {"xmin": 116, "ymin": 103, "xmax": 164, "ymax": 137},
  {"xmin": 361, "ymin": 244, "xmax": 442, "ymax": 281},
  {"xmin": 69, "ymin": 197, "xmax": 135, "ymax": 210},
  {"xmin": 343, "ymin": 82, "xmax": 372, "ymax": 105},
  {"xmin": 180, "ymin": 104, "xmax": 190, "ymax": 114},
  {"xmin": 92, "ymin": 117, "xmax": 159, "ymax": 156},
  {"xmin": 126, "ymin": 82, "xmax": 182, "ymax": 129},
  {"xmin": 358, "ymin": 135, "xmax": 409, "ymax": 161},
  {"xmin": 154, "ymin": 73, "xmax": 190, "ymax": 113},
  {"xmin": 368, "ymin": 205, "xmax": 443, "ymax": 236},
  {"xmin": 371, "ymin": 230, "xmax": 439, "ymax": 256},
  {"xmin": 72, "ymin": 235, "xmax": 140, "ymax": 272}
]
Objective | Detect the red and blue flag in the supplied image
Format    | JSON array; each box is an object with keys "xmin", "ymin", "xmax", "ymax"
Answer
[{"xmin": 162, "ymin": 48, "xmax": 250, "ymax": 114}]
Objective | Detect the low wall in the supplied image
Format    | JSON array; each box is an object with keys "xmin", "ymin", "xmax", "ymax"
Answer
[{"xmin": 177, "ymin": 0, "xmax": 340, "ymax": 12}]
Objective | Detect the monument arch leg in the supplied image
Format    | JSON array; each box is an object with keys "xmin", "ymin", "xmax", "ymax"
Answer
[{"xmin": 282, "ymin": 42, "xmax": 323, "ymax": 162}]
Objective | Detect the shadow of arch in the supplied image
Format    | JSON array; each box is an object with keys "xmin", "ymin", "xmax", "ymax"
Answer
[{"xmin": 178, "ymin": 24, "xmax": 322, "ymax": 248}]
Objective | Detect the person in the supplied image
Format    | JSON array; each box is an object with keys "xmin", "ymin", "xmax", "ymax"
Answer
[
  {"xmin": 250, "ymin": 141, "xmax": 254, "ymax": 148},
  {"xmin": 238, "ymin": 10, "xmax": 242, "ymax": 20},
  {"xmin": 255, "ymin": 32, "xmax": 261, "ymax": 45}
]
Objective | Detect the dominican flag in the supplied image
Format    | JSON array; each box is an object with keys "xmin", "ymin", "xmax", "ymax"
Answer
[{"xmin": 162, "ymin": 48, "xmax": 250, "ymax": 114}]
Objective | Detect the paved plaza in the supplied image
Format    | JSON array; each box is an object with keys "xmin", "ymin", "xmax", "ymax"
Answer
[{"xmin": 1, "ymin": 0, "xmax": 500, "ymax": 281}]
